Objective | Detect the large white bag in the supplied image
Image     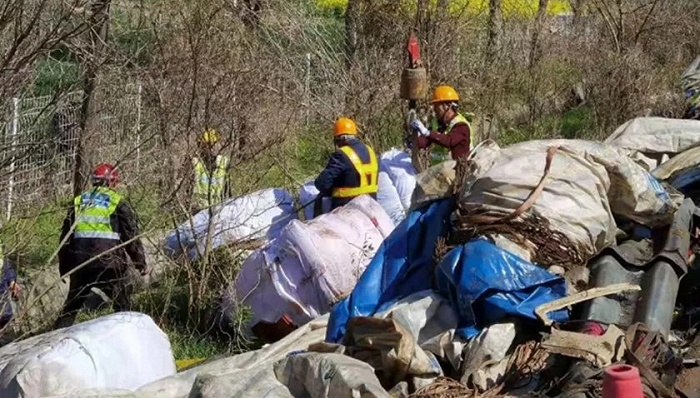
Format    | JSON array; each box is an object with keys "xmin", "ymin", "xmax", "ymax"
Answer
[
  {"xmin": 0, "ymin": 312, "xmax": 176, "ymax": 398},
  {"xmin": 163, "ymin": 188, "xmax": 297, "ymax": 261},
  {"xmin": 229, "ymin": 195, "xmax": 395, "ymax": 330},
  {"xmin": 460, "ymin": 139, "xmax": 681, "ymax": 264}
]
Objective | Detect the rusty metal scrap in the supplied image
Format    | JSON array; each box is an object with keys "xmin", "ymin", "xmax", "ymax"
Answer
[
  {"xmin": 409, "ymin": 377, "xmax": 476, "ymax": 398},
  {"xmin": 451, "ymin": 210, "xmax": 586, "ymax": 268}
]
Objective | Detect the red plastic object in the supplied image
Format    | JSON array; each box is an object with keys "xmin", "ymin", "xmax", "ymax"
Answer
[
  {"xmin": 406, "ymin": 32, "xmax": 421, "ymax": 67},
  {"xmin": 602, "ymin": 364, "xmax": 644, "ymax": 398},
  {"xmin": 579, "ymin": 321, "xmax": 605, "ymax": 336}
]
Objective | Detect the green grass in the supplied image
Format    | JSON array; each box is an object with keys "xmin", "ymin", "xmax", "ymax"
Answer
[
  {"xmin": 33, "ymin": 58, "xmax": 81, "ymax": 97},
  {"xmin": 0, "ymin": 201, "xmax": 68, "ymax": 276}
]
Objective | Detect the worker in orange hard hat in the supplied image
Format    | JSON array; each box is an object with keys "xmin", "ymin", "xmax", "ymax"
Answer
[
  {"xmin": 313, "ymin": 117, "xmax": 378, "ymax": 216},
  {"xmin": 410, "ymin": 85, "xmax": 475, "ymax": 164}
]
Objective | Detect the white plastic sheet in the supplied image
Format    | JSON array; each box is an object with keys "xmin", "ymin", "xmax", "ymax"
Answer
[
  {"xmin": 0, "ymin": 312, "xmax": 176, "ymax": 398},
  {"xmin": 163, "ymin": 188, "xmax": 296, "ymax": 261},
  {"xmin": 376, "ymin": 170, "xmax": 405, "ymax": 225},
  {"xmin": 228, "ymin": 195, "xmax": 395, "ymax": 330}
]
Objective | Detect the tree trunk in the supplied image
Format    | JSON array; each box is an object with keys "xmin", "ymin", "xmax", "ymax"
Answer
[
  {"xmin": 529, "ymin": 0, "xmax": 550, "ymax": 69},
  {"xmin": 343, "ymin": 0, "xmax": 360, "ymax": 113},
  {"xmin": 73, "ymin": 0, "xmax": 112, "ymax": 197},
  {"xmin": 485, "ymin": 0, "xmax": 502, "ymax": 66}
]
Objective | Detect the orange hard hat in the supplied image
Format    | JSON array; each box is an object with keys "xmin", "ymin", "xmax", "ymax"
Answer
[
  {"xmin": 333, "ymin": 117, "xmax": 357, "ymax": 137},
  {"xmin": 431, "ymin": 85, "xmax": 460, "ymax": 104}
]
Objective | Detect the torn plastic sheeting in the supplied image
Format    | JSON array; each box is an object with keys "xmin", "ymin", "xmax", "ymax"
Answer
[
  {"xmin": 434, "ymin": 239, "xmax": 568, "ymax": 339},
  {"xmin": 274, "ymin": 353, "xmax": 391, "ymax": 398},
  {"xmin": 325, "ymin": 199, "xmax": 454, "ymax": 344}
]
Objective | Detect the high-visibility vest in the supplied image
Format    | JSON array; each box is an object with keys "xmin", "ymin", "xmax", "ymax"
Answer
[
  {"xmin": 73, "ymin": 187, "xmax": 121, "ymax": 240},
  {"xmin": 331, "ymin": 144, "xmax": 379, "ymax": 198},
  {"xmin": 430, "ymin": 113, "xmax": 475, "ymax": 165},
  {"xmin": 193, "ymin": 155, "xmax": 230, "ymax": 209}
]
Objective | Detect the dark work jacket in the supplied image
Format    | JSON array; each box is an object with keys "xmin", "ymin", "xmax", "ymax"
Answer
[
  {"xmin": 0, "ymin": 259, "xmax": 16, "ymax": 326},
  {"xmin": 314, "ymin": 138, "xmax": 378, "ymax": 209},
  {"xmin": 59, "ymin": 194, "xmax": 147, "ymax": 277}
]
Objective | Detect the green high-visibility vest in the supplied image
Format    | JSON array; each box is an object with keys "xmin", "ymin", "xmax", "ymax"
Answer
[
  {"xmin": 73, "ymin": 187, "xmax": 122, "ymax": 240},
  {"xmin": 429, "ymin": 113, "xmax": 476, "ymax": 166},
  {"xmin": 193, "ymin": 155, "xmax": 230, "ymax": 209}
]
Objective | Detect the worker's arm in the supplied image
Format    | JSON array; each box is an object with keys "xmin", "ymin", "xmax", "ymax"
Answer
[
  {"xmin": 426, "ymin": 123, "xmax": 471, "ymax": 149},
  {"xmin": 116, "ymin": 201, "xmax": 147, "ymax": 273},
  {"xmin": 416, "ymin": 135, "xmax": 431, "ymax": 149},
  {"xmin": 314, "ymin": 151, "xmax": 347, "ymax": 197}
]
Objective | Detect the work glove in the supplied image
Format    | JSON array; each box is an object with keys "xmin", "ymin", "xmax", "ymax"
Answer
[{"xmin": 410, "ymin": 119, "xmax": 430, "ymax": 137}]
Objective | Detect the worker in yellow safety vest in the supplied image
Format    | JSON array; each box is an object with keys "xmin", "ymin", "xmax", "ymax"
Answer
[
  {"xmin": 314, "ymin": 117, "xmax": 379, "ymax": 214},
  {"xmin": 55, "ymin": 163, "xmax": 148, "ymax": 329},
  {"xmin": 410, "ymin": 85, "xmax": 476, "ymax": 165},
  {"xmin": 188, "ymin": 128, "xmax": 231, "ymax": 212}
]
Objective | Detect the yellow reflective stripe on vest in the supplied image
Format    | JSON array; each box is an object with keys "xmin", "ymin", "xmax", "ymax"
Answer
[
  {"xmin": 193, "ymin": 155, "xmax": 229, "ymax": 208},
  {"xmin": 332, "ymin": 145, "xmax": 379, "ymax": 198},
  {"xmin": 73, "ymin": 187, "xmax": 121, "ymax": 240}
]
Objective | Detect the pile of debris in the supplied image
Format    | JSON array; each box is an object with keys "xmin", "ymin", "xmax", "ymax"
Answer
[{"xmin": 7, "ymin": 117, "xmax": 700, "ymax": 398}]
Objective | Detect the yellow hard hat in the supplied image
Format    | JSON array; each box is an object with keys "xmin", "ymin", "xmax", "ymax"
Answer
[
  {"xmin": 200, "ymin": 128, "xmax": 220, "ymax": 144},
  {"xmin": 333, "ymin": 117, "xmax": 357, "ymax": 137},
  {"xmin": 431, "ymin": 85, "xmax": 460, "ymax": 104}
]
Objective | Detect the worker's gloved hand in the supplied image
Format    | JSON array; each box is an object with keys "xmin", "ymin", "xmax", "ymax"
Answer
[{"xmin": 410, "ymin": 120, "xmax": 430, "ymax": 137}]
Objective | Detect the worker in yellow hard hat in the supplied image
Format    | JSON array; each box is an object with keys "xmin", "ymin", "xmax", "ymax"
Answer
[
  {"xmin": 410, "ymin": 85, "xmax": 475, "ymax": 164},
  {"xmin": 313, "ymin": 117, "xmax": 378, "ymax": 216},
  {"xmin": 185, "ymin": 127, "xmax": 232, "ymax": 212}
]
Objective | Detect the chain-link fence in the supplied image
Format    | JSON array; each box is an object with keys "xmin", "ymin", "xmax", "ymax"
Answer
[{"xmin": 0, "ymin": 83, "xmax": 145, "ymax": 220}]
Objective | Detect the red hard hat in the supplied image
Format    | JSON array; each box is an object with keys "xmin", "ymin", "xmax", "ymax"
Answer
[{"xmin": 92, "ymin": 163, "xmax": 119, "ymax": 184}]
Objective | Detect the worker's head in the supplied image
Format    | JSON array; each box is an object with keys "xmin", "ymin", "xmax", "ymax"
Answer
[
  {"xmin": 198, "ymin": 128, "xmax": 220, "ymax": 154},
  {"xmin": 332, "ymin": 117, "xmax": 357, "ymax": 146},
  {"xmin": 430, "ymin": 85, "xmax": 459, "ymax": 123},
  {"xmin": 91, "ymin": 163, "xmax": 119, "ymax": 188}
]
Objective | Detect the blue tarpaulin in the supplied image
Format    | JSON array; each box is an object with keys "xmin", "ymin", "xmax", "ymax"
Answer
[{"xmin": 325, "ymin": 199, "xmax": 569, "ymax": 343}]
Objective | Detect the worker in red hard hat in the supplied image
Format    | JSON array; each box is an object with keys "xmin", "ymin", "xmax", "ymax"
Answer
[
  {"xmin": 313, "ymin": 117, "xmax": 379, "ymax": 216},
  {"xmin": 54, "ymin": 163, "xmax": 149, "ymax": 329}
]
